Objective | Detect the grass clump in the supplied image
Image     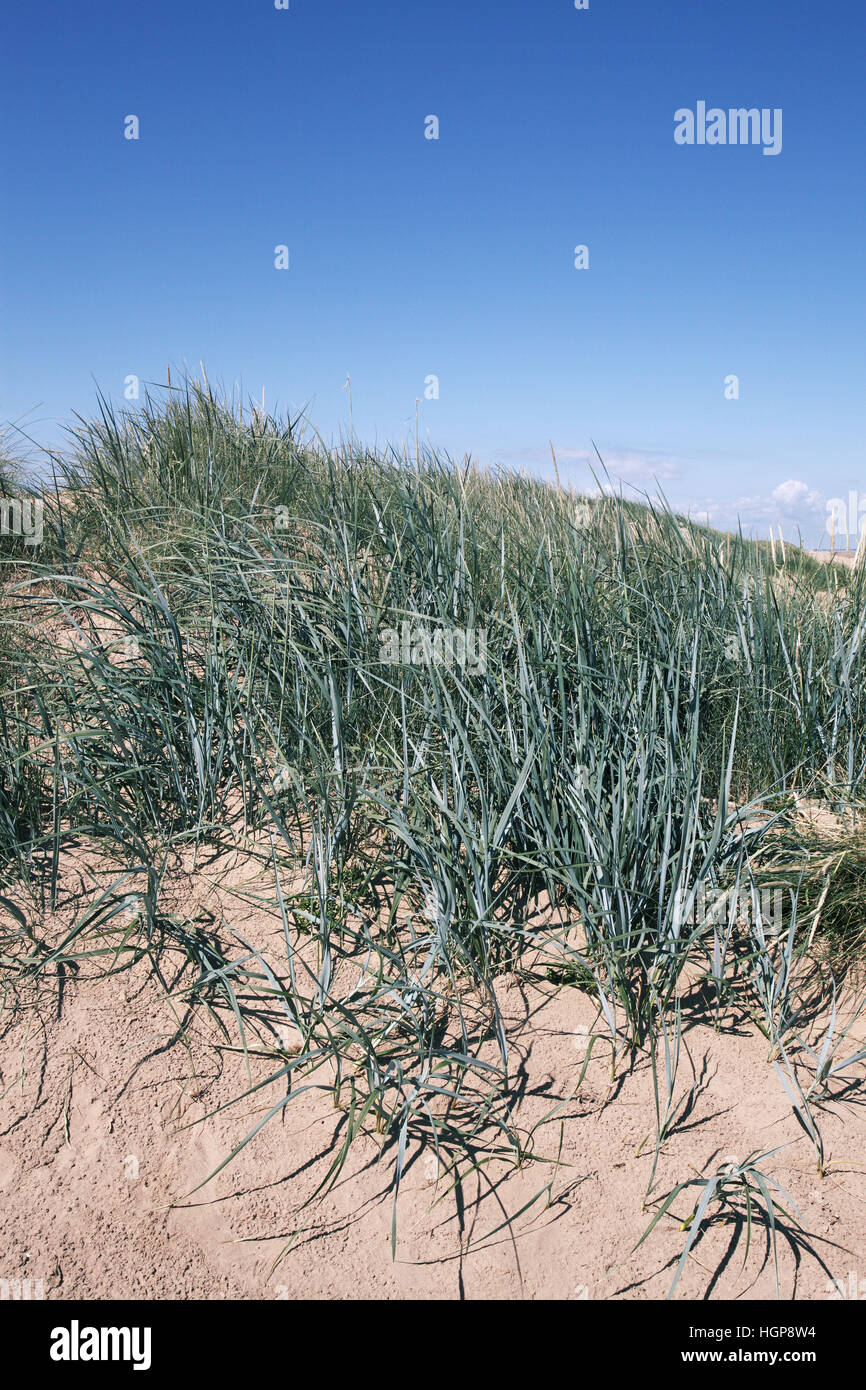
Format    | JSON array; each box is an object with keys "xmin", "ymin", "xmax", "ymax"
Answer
[{"xmin": 1, "ymin": 371, "xmax": 865, "ymax": 1289}]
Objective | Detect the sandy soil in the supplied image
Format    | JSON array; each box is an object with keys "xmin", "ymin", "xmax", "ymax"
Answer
[
  {"xmin": 804, "ymin": 550, "xmax": 857, "ymax": 569},
  {"xmin": 2, "ymin": 850, "xmax": 865, "ymax": 1303}
]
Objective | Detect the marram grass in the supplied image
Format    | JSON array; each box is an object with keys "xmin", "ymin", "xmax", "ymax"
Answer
[{"xmin": 1, "ymin": 373, "xmax": 864, "ymax": 1292}]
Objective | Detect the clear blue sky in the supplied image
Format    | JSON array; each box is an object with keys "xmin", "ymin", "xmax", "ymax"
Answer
[{"xmin": 2, "ymin": 0, "xmax": 864, "ymax": 542}]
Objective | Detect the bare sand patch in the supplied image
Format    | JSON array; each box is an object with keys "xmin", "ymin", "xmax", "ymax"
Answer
[{"xmin": 3, "ymin": 910, "xmax": 864, "ymax": 1302}]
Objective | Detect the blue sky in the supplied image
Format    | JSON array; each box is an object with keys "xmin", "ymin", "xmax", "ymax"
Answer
[{"xmin": 1, "ymin": 0, "xmax": 864, "ymax": 543}]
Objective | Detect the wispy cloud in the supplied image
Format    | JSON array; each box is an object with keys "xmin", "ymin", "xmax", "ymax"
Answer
[
  {"xmin": 492, "ymin": 443, "xmax": 833, "ymax": 544},
  {"xmin": 499, "ymin": 443, "xmax": 683, "ymax": 486},
  {"xmin": 680, "ymin": 480, "xmax": 826, "ymax": 542}
]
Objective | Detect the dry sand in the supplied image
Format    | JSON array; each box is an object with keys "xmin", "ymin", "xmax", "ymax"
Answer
[{"xmin": 2, "ymin": 850, "xmax": 865, "ymax": 1303}]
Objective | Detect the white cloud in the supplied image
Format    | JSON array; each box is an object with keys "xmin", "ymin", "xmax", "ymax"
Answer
[
  {"xmin": 771, "ymin": 479, "xmax": 822, "ymax": 512},
  {"xmin": 542, "ymin": 445, "xmax": 681, "ymax": 485},
  {"xmin": 494, "ymin": 447, "xmax": 830, "ymax": 544},
  {"xmin": 496, "ymin": 443, "xmax": 683, "ymax": 484},
  {"xmin": 677, "ymin": 485, "xmax": 828, "ymax": 544}
]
